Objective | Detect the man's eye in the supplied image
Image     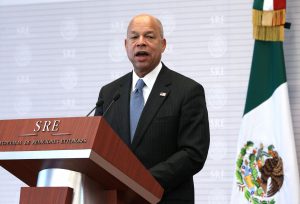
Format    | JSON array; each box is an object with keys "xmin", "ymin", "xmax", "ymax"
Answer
[
  {"xmin": 146, "ymin": 35, "xmax": 154, "ymax": 39},
  {"xmin": 130, "ymin": 36, "xmax": 138, "ymax": 39}
]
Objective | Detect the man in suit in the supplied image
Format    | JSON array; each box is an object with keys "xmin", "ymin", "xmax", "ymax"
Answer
[{"xmin": 95, "ymin": 14, "xmax": 210, "ymax": 204}]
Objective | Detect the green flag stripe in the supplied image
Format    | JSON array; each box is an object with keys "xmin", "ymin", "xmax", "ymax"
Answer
[
  {"xmin": 253, "ymin": 0, "xmax": 264, "ymax": 10},
  {"xmin": 244, "ymin": 40, "xmax": 287, "ymax": 115}
]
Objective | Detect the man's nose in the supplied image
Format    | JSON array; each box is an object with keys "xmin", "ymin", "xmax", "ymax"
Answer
[{"xmin": 137, "ymin": 36, "xmax": 146, "ymax": 46}]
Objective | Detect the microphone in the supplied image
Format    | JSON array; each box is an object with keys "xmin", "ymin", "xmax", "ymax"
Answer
[
  {"xmin": 86, "ymin": 100, "xmax": 104, "ymax": 117},
  {"xmin": 103, "ymin": 93, "xmax": 120, "ymax": 117}
]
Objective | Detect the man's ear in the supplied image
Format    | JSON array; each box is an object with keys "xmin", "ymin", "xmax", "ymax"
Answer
[
  {"xmin": 125, "ymin": 38, "xmax": 127, "ymax": 48},
  {"xmin": 161, "ymin": 38, "xmax": 167, "ymax": 52}
]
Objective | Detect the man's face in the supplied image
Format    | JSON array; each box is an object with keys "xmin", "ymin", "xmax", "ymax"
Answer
[{"xmin": 125, "ymin": 16, "xmax": 166, "ymax": 77}]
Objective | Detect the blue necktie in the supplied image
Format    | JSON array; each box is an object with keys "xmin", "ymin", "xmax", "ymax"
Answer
[{"xmin": 130, "ymin": 79, "xmax": 145, "ymax": 142}]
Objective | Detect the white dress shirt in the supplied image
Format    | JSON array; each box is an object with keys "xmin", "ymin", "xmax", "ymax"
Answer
[{"xmin": 131, "ymin": 62, "xmax": 162, "ymax": 104}]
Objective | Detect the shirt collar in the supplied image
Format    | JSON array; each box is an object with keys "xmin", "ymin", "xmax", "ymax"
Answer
[{"xmin": 132, "ymin": 62, "xmax": 162, "ymax": 91}]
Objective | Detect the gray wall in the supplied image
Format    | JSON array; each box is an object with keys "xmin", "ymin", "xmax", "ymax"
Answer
[{"xmin": 0, "ymin": 0, "xmax": 299, "ymax": 203}]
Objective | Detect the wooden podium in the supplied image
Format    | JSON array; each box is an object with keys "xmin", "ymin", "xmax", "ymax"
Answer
[{"xmin": 0, "ymin": 116, "xmax": 163, "ymax": 204}]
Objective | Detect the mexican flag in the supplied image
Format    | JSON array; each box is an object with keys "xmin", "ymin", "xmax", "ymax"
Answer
[{"xmin": 230, "ymin": 0, "xmax": 300, "ymax": 204}]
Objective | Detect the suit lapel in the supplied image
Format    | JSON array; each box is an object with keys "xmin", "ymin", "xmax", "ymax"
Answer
[
  {"xmin": 116, "ymin": 73, "xmax": 132, "ymax": 145},
  {"xmin": 131, "ymin": 66, "xmax": 171, "ymax": 150}
]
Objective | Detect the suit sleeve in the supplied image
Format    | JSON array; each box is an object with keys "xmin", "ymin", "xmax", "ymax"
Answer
[
  {"xmin": 149, "ymin": 83, "xmax": 210, "ymax": 191},
  {"xmin": 94, "ymin": 88, "xmax": 104, "ymax": 116}
]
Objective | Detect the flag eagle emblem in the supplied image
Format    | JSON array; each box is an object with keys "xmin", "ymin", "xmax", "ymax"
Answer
[{"xmin": 235, "ymin": 141, "xmax": 284, "ymax": 204}]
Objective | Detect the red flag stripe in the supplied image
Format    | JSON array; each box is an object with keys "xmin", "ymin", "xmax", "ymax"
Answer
[{"xmin": 274, "ymin": 0, "xmax": 286, "ymax": 10}]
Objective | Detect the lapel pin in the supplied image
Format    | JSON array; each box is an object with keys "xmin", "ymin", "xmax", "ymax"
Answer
[{"xmin": 160, "ymin": 92, "xmax": 167, "ymax": 97}]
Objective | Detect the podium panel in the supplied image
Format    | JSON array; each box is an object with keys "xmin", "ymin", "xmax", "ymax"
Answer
[
  {"xmin": 20, "ymin": 187, "xmax": 73, "ymax": 204},
  {"xmin": 0, "ymin": 117, "xmax": 163, "ymax": 204}
]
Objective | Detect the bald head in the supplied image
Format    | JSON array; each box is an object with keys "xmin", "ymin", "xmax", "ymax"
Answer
[
  {"xmin": 125, "ymin": 14, "xmax": 166, "ymax": 77},
  {"xmin": 127, "ymin": 14, "xmax": 164, "ymax": 39}
]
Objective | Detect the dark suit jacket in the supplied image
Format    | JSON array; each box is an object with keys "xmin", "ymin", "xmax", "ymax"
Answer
[{"xmin": 95, "ymin": 63, "xmax": 210, "ymax": 204}]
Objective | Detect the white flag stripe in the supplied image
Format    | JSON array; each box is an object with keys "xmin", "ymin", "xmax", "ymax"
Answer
[
  {"xmin": 263, "ymin": 0, "xmax": 274, "ymax": 11},
  {"xmin": 231, "ymin": 83, "xmax": 300, "ymax": 204}
]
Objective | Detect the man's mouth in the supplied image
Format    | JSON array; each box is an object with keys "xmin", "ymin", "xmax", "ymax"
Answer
[{"xmin": 135, "ymin": 51, "xmax": 149, "ymax": 57}]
